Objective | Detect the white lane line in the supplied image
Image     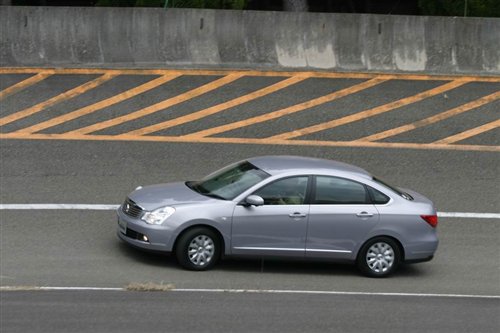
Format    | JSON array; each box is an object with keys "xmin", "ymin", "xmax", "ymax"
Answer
[
  {"xmin": 0, "ymin": 204, "xmax": 119, "ymax": 210},
  {"xmin": 1, "ymin": 204, "xmax": 499, "ymax": 219},
  {"xmin": 0, "ymin": 286, "xmax": 498, "ymax": 299},
  {"xmin": 173, "ymin": 288, "xmax": 500, "ymax": 299},
  {"xmin": 0, "ymin": 286, "xmax": 122, "ymax": 291},
  {"xmin": 437, "ymin": 212, "xmax": 500, "ymax": 219}
]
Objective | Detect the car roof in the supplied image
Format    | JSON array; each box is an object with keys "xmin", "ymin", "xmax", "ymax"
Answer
[{"xmin": 247, "ymin": 155, "xmax": 372, "ymax": 179}]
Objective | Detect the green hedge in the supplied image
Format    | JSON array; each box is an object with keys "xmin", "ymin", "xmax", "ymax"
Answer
[
  {"xmin": 418, "ymin": 0, "xmax": 500, "ymax": 17},
  {"xmin": 95, "ymin": 0, "xmax": 245, "ymax": 9}
]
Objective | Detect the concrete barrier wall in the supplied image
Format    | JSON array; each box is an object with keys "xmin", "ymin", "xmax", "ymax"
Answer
[{"xmin": 1, "ymin": 6, "xmax": 499, "ymax": 74}]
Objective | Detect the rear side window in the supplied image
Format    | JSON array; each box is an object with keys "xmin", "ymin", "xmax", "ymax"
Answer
[
  {"xmin": 367, "ymin": 186, "xmax": 390, "ymax": 204},
  {"xmin": 314, "ymin": 176, "xmax": 369, "ymax": 204}
]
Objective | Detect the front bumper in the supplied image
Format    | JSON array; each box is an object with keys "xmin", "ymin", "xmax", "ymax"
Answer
[{"xmin": 116, "ymin": 208, "xmax": 173, "ymax": 253}]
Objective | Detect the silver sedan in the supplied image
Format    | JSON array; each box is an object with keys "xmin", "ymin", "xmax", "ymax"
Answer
[{"xmin": 117, "ymin": 156, "xmax": 438, "ymax": 277}]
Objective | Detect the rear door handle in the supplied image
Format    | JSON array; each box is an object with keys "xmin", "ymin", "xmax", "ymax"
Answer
[
  {"xmin": 289, "ymin": 212, "xmax": 307, "ymax": 218},
  {"xmin": 356, "ymin": 212, "xmax": 374, "ymax": 218}
]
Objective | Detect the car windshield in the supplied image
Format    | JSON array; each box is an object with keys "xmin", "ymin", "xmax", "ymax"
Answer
[
  {"xmin": 186, "ymin": 161, "xmax": 270, "ymax": 200},
  {"xmin": 373, "ymin": 177, "xmax": 414, "ymax": 200}
]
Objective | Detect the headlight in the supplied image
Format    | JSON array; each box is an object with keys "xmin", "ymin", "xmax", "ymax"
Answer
[{"xmin": 141, "ymin": 206, "xmax": 175, "ymax": 225}]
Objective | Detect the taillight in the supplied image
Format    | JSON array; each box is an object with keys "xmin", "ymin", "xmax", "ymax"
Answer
[{"xmin": 421, "ymin": 215, "xmax": 438, "ymax": 228}]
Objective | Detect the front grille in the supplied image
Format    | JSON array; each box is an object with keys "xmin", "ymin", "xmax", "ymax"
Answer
[{"xmin": 122, "ymin": 198, "xmax": 143, "ymax": 218}]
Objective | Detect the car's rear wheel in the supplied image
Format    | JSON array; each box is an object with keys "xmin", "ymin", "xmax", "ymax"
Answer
[
  {"xmin": 357, "ymin": 237, "xmax": 401, "ymax": 278},
  {"xmin": 175, "ymin": 227, "xmax": 220, "ymax": 271}
]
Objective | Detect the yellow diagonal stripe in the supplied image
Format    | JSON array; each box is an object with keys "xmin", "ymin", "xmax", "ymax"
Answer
[
  {"xmin": 182, "ymin": 78, "xmax": 387, "ymax": 139},
  {"xmin": 0, "ymin": 73, "xmax": 52, "ymax": 101},
  {"xmin": 122, "ymin": 76, "xmax": 307, "ymax": 136},
  {"xmin": 433, "ymin": 119, "xmax": 500, "ymax": 144},
  {"xmin": 0, "ymin": 73, "xmax": 116, "ymax": 127},
  {"xmin": 358, "ymin": 91, "xmax": 500, "ymax": 142},
  {"xmin": 13, "ymin": 74, "xmax": 180, "ymax": 134},
  {"xmin": 66, "ymin": 74, "xmax": 244, "ymax": 135},
  {"xmin": 270, "ymin": 80, "xmax": 467, "ymax": 140}
]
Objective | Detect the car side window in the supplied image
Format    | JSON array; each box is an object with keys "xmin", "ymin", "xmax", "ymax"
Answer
[
  {"xmin": 314, "ymin": 176, "xmax": 369, "ymax": 204},
  {"xmin": 367, "ymin": 186, "xmax": 390, "ymax": 204},
  {"xmin": 253, "ymin": 176, "xmax": 308, "ymax": 205}
]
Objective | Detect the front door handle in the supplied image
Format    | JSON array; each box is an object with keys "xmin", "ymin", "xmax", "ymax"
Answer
[
  {"xmin": 289, "ymin": 212, "xmax": 307, "ymax": 218},
  {"xmin": 356, "ymin": 212, "xmax": 374, "ymax": 218}
]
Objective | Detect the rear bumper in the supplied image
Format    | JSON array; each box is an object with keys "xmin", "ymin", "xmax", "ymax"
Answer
[
  {"xmin": 404, "ymin": 255, "xmax": 434, "ymax": 264},
  {"xmin": 403, "ymin": 237, "xmax": 438, "ymax": 262}
]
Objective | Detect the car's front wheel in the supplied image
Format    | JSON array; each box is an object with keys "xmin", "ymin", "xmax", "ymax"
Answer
[
  {"xmin": 175, "ymin": 227, "xmax": 220, "ymax": 271},
  {"xmin": 357, "ymin": 237, "xmax": 401, "ymax": 278}
]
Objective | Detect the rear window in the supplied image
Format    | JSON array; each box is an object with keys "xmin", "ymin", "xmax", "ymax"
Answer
[{"xmin": 372, "ymin": 177, "xmax": 413, "ymax": 201}]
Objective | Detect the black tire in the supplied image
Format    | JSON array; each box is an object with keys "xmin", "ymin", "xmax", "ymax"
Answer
[
  {"xmin": 357, "ymin": 237, "xmax": 401, "ymax": 278},
  {"xmin": 175, "ymin": 227, "xmax": 220, "ymax": 271}
]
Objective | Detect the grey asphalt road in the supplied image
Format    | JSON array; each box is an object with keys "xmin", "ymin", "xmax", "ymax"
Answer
[
  {"xmin": 1, "ymin": 140, "xmax": 499, "ymax": 332},
  {"xmin": 2, "ymin": 291, "xmax": 499, "ymax": 333},
  {"xmin": 0, "ymin": 72, "xmax": 499, "ymax": 332}
]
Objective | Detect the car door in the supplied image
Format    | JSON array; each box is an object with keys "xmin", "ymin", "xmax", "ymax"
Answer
[
  {"xmin": 305, "ymin": 176, "xmax": 379, "ymax": 259},
  {"xmin": 231, "ymin": 176, "xmax": 310, "ymax": 257}
]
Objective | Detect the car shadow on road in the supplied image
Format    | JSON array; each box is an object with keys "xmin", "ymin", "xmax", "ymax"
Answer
[
  {"xmin": 116, "ymin": 241, "xmax": 174, "ymax": 267},
  {"xmin": 217, "ymin": 258, "xmax": 358, "ymax": 276},
  {"xmin": 117, "ymin": 240, "xmax": 428, "ymax": 278}
]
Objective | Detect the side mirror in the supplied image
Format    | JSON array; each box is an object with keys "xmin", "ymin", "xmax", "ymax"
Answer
[{"xmin": 244, "ymin": 195, "xmax": 264, "ymax": 207}]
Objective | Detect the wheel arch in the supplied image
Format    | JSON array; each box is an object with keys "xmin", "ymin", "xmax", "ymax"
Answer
[
  {"xmin": 356, "ymin": 235, "xmax": 406, "ymax": 262},
  {"xmin": 173, "ymin": 224, "xmax": 226, "ymax": 256}
]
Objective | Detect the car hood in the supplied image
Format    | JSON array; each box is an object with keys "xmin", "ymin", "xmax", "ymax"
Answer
[{"xmin": 128, "ymin": 182, "xmax": 215, "ymax": 211}]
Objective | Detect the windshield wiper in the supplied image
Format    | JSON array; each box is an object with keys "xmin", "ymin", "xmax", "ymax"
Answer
[
  {"xmin": 186, "ymin": 181, "xmax": 205, "ymax": 193},
  {"xmin": 202, "ymin": 193, "xmax": 227, "ymax": 200},
  {"xmin": 186, "ymin": 181, "xmax": 226, "ymax": 200}
]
